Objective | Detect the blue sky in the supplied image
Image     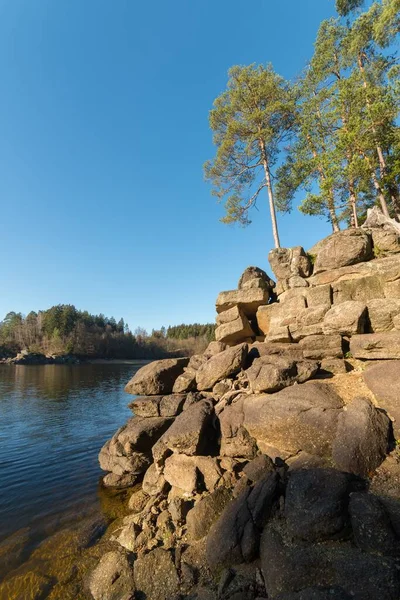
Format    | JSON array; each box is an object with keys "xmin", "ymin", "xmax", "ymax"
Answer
[{"xmin": 0, "ymin": 0, "xmax": 339, "ymax": 331}]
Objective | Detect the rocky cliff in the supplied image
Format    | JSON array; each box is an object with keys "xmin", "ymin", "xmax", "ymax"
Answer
[{"xmin": 90, "ymin": 210, "xmax": 400, "ymax": 600}]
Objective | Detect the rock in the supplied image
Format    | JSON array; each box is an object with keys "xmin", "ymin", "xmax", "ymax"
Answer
[
  {"xmin": 173, "ymin": 372, "xmax": 197, "ymax": 393},
  {"xmin": 152, "ymin": 399, "xmax": 216, "ymax": 467},
  {"xmin": 238, "ymin": 266, "xmax": 275, "ymax": 291},
  {"xmin": 216, "ymin": 288, "xmax": 271, "ymax": 318},
  {"xmin": 243, "ymin": 382, "xmax": 343, "ymax": 459},
  {"xmin": 351, "ymin": 332, "xmax": 400, "ymax": 359},
  {"xmin": 142, "ymin": 463, "xmax": 168, "ymax": 496},
  {"xmin": 196, "ymin": 343, "xmax": 248, "ymax": 391},
  {"xmin": 243, "ymin": 455, "xmax": 275, "ymax": 482},
  {"xmin": 313, "ymin": 229, "xmax": 373, "ymax": 274},
  {"xmin": 332, "ymin": 275, "xmax": 384, "ymax": 304},
  {"xmin": 289, "ymin": 306, "xmax": 330, "ymax": 341},
  {"xmin": 286, "ymin": 452, "xmax": 331, "ymax": 472},
  {"xmin": 134, "ymin": 548, "xmax": 180, "ymax": 600},
  {"xmin": 164, "ymin": 454, "xmax": 222, "ymax": 494},
  {"xmin": 116, "ymin": 522, "xmax": 139, "ymax": 552},
  {"xmin": 168, "ymin": 496, "xmax": 193, "ymax": 524},
  {"xmin": 245, "ymin": 356, "xmax": 318, "ymax": 393},
  {"xmin": 285, "ymin": 469, "xmax": 351, "ymax": 541},
  {"xmin": 371, "ymin": 228, "xmax": 400, "ymax": 255},
  {"xmin": 213, "ymin": 378, "xmax": 234, "ymax": 397},
  {"xmin": 206, "ymin": 473, "xmax": 278, "ymax": 570},
  {"xmin": 367, "ymin": 298, "xmax": 400, "ymax": 332},
  {"xmin": 129, "ymin": 394, "xmax": 187, "ymax": 418},
  {"xmin": 322, "ymin": 301, "xmax": 367, "ymax": 336},
  {"xmin": 247, "ymin": 341, "xmax": 305, "ymax": 364},
  {"xmin": 268, "ymin": 247, "xmax": 312, "ymax": 281},
  {"xmin": 203, "ymin": 341, "xmax": 227, "ymax": 358},
  {"xmin": 128, "ymin": 489, "xmax": 149, "ymax": 513},
  {"xmin": 102, "ymin": 473, "xmax": 138, "ymax": 488},
  {"xmin": 306, "ymin": 284, "xmax": 332, "ymax": 307},
  {"xmin": 260, "ymin": 525, "xmax": 400, "ymax": 599},
  {"xmin": 363, "ymin": 361, "xmax": 400, "ymax": 436},
  {"xmin": 88, "ymin": 550, "xmax": 134, "ymax": 600},
  {"xmin": 124, "ymin": 358, "xmax": 189, "ymax": 395},
  {"xmin": 215, "ymin": 306, "xmax": 255, "ymax": 345},
  {"xmin": 219, "ymin": 396, "xmax": 258, "ymax": 459},
  {"xmin": 319, "ymin": 358, "xmax": 348, "ymax": 375},
  {"xmin": 349, "ymin": 492, "xmax": 398, "ymax": 555},
  {"xmin": 363, "ymin": 206, "xmax": 400, "ymax": 233},
  {"xmin": 186, "ymin": 487, "xmax": 233, "ymax": 541},
  {"xmin": 332, "ymin": 397, "xmax": 390, "ymax": 477},
  {"xmin": 99, "ymin": 416, "xmax": 173, "ymax": 486}
]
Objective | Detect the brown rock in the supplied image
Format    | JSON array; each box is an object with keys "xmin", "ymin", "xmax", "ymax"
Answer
[
  {"xmin": 196, "ymin": 343, "xmax": 248, "ymax": 391},
  {"xmin": 306, "ymin": 284, "xmax": 332, "ymax": 307},
  {"xmin": 322, "ymin": 301, "xmax": 367, "ymax": 336},
  {"xmin": 216, "ymin": 288, "xmax": 271, "ymax": 318},
  {"xmin": 243, "ymin": 382, "xmax": 343, "ymax": 458},
  {"xmin": 186, "ymin": 487, "xmax": 232, "ymax": 541},
  {"xmin": 238, "ymin": 266, "xmax": 275, "ymax": 291},
  {"xmin": 163, "ymin": 454, "xmax": 222, "ymax": 494},
  {"xmin": 215, "ymin": 306, "xmax": 255, "ymax": 345},
  {"xmin": 89, "ymin": 550, "xmax": 134, "ymax": 600},
  {"xmin": 125, "ymin": 358, "xmax": 189, "ymax": 395},
  {"xmin": 332, "ymin": 397, "xmax": 390, "ymax": 477},
  {"xmin": 299, "ymin": 334, "xmax": 343, "ymax": 360},
  {"xmin": 351, "ymin": 332, "xmax": 400, "ymax": 359},
  {"xmin": 203, "ymin": 341, "xmax": 227, "ymax": 358},
  {"xmin": 332, "ymin": 275, "xmax": 384, "ymax": 304},
  {"xmin": 363, "ymin": 361, "xmax": 400, "ymax": 437},
  {"xmin": 142, "ymin": 463, "xmax": 168, "ymax": 496},
  {"xmin": 313, "ymin": 229, "xmax": 372, "ymax": 274},
  {"xmin": 152, "ymin": 399, "xmax": 215, "ymax": 467},
  {"xmin": 367, "ymin": 298, "xmax": 400, "ymax": 332},
  {"xmin": 134, "ymin": 548, "xmax": 179, "ymax": 600},
  {"xmin": 219, "ymin": 397, "xmax": 258, "ymax": 459},
  {"xmin": 268, "ymin": 246, "xmax": 312, "ymax": 281}
]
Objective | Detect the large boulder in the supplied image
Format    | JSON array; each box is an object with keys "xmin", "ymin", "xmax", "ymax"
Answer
[
  {"xmin": 206, "ymin": 473, "xmax": 278, "ymax": 570},
  {"xmin": 219, "ymin": 396, "xmax": 258, "ymax": 459},
  {"xmin": 243, "ymin": 382, "xmax": 344, "ymax": 459},
  {"xmin": 163, "ymin": 454, "xmax": 222, "ymax": 494},
  {"xmin": 88, "ymin": 550, "xmax": 134, "ymax": 600},
  {"xmin": 363, "ymin": 206, "xmax": 400, "ymax": 255},
  {"xmin": 245, "ymin": 355, "xmax": 318, "ymax": 393},
  {"xmin": 363, "ymin": 361, "xmax": 400, "ymax": 437},
  {"xmin": 351, "ymin": 332, "xmax": 400, "ymax": 359},
  {"xmin": 332, "ymin": 397, "xmax": 390, "ymax": 477},
  {"xmin": 289, "ymin": 305, "xmax": 330, "ymax": 341},
  {"xmin": 366, "ymin": 298, "xmax": 400, "ymax": 332},
  {"xmin": 332, "ymin": 275, "xmax": 384, "ymax": 304},
  {"xmin": 306, "ymin": 284, "xmax": 332, "ymax": 307},
  {"xmin": 196, "ymin": 343, "xmax": 248, "ymax": 390},
  {"xmin": 134, "ymin": 548, "xmax": 179, "ymax": 600},
  {"xmin": 285, "ymin": 469, "xmax": 351, "ymax": 541},
  {"xmin": 238, "ymin": 266, "xmax": 275, "ymax": 291},
  {"xmin": 322, "ymin": 301, "xmax": 367, "ymax": 336},
  {"xmin": 260, "ymin": 525, "xmax": 400, "ymax": 599},
  {"xmin": 299, "ymin": 334, "xmax": 343, "ymax": 360},
  {"xmin": 349, "ymin": 492, "xmax": 399, "ymax": 555},
  {"xmin": 256, "ymin": 304, "xmax": 283, "ymax": 336},
  {"xmin": 124, "ymin": 358, "xmax": 189, "ymax": 395},
  {"xmin": 186, "ymin": 487, "xmax": 233, "ymax": 541},
  {"xmin": 129, "ymin": 394, "xmax": 186, "ymax": 418},
  {"xmin": 152, "ymin": 399, "xmax": 216, "ymax": 468},
  {"xmin": 99, "ymin": 416, "xmax": 173, "ymax": 485},
  {"xmin": 313, "ymin": 229, "xmax": 372, "ymax": 274},
  {"xmin": 216, "ymin": 288, "xmax": 271, "ymax": 318},
  {"xmin": 268, "ymin": 246, "xmax": 312, "ymax": 281},
  {"xmin": 215, "ymin": 305, "xmax": 255, "ymax": 345}
]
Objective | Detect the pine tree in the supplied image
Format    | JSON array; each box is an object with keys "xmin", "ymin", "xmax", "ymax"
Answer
[{"xmin": 204, "ymin": 64, "xmax": 296, "ymax": 248}]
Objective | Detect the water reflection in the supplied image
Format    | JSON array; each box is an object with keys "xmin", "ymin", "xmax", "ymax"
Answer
[{"xmin": 0, "ymin": 363, "xmax": 142, "ymax": 548}]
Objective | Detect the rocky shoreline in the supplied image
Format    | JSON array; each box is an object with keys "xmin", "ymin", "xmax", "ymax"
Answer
[{"xmin": 87, "ymin": 212, "xmax": 400, "ymax": 600}]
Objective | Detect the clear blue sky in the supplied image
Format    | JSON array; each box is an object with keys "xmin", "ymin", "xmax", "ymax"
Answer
[{"xmin": 0, "ymin": 0, "xmax": 338, "ymax": 331}]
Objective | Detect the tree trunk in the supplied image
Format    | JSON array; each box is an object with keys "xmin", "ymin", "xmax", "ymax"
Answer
[
  {"xmin": 349, "ymin": 178, "xmax": 359, "ymax": 228},
  {"xmin": 357, "ymin": 53, "xmax": 399, "ymax": 214},
  {"xmin": 259, "ymin": 140, "xmax": 281, "ymax": 248},
  {"xmin": 328, "ymin": 192, "xmax": 341, "ymax": 232}
]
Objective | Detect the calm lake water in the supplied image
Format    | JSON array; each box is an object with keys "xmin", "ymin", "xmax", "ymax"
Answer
[{"xmin": 0, "ymin": 363, "xmax": 143, "ymax": 568}]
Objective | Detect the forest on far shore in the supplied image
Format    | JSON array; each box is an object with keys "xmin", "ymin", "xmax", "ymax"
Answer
[{"xmin": 0, "ymin": 305, "xmax": 215, "ymax": 360}]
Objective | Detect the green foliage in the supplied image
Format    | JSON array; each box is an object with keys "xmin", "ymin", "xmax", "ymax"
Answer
[
  {"xmin": 0, "ymin": 307, "xmax": 214, "ymax": 359},
  {"xmin": 205, "ymin": 63, "xmax": 296, "ymax": 247},
  {"xmin": 335, "ymin": 0, "xmax": 364, "ymax": 16}
]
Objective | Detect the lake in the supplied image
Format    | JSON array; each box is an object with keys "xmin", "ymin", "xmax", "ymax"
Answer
[{"xmin": 0, "ymin": 362, "xmax": 144, "ymax": 589}]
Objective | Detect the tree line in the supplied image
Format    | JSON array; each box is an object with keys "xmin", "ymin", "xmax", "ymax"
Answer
[
  {"xmin": 205, "ymin": 0, "xmax": 399, "ymax": 247},
  {"xmin": 0, "ymin": 305, "xmax": 215, "ymax": 359}
]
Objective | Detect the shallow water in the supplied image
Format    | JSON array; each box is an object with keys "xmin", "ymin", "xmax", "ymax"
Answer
[{"xmin": 0, "ymin": 363, "xmax": 144, "ymax": 586}]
